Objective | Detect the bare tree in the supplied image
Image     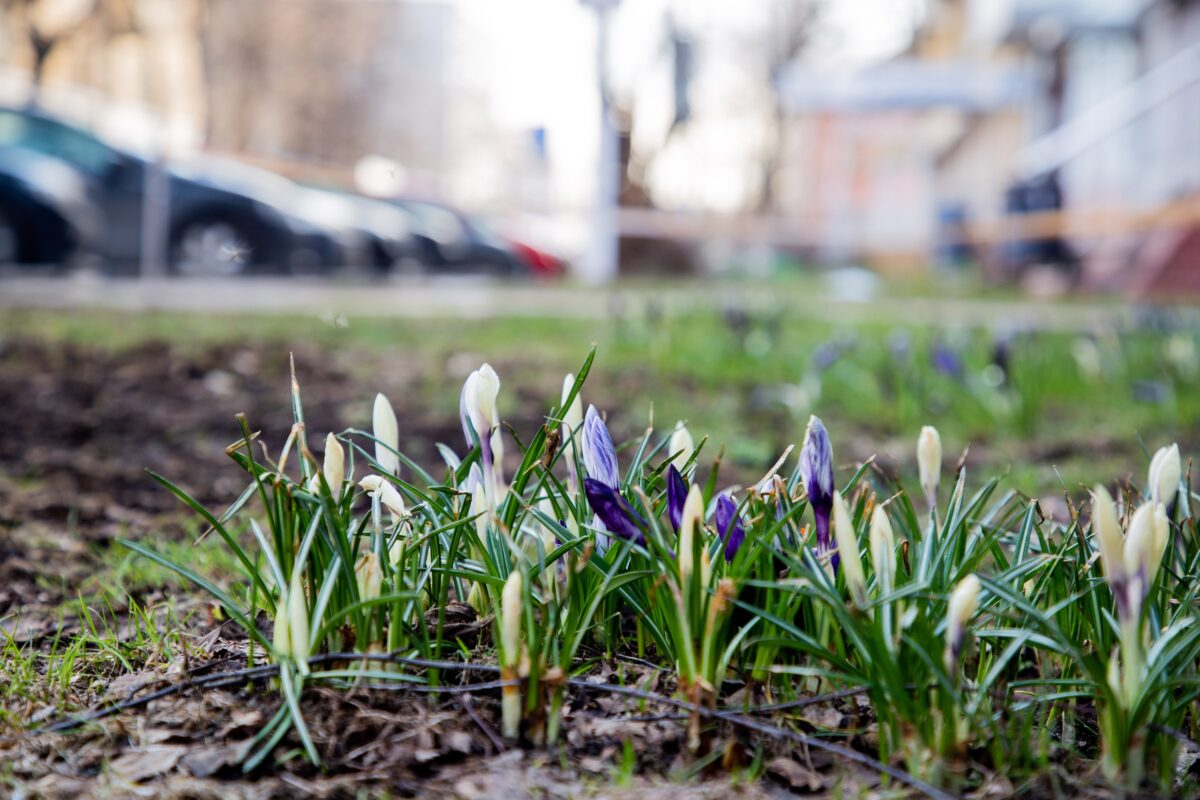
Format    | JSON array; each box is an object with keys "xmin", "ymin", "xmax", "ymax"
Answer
[{"xmin": 0, "ymin": 0, "xmax": 138, "ymax": 95}]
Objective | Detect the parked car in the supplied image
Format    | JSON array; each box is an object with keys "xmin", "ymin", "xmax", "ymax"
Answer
[
  {"xmin": 390, "ymin": 198, "xmax": 564, "ymax": 278},
  {"xmin": 0, "ymin": 106, "xmax": 348, "ymax": 274}
]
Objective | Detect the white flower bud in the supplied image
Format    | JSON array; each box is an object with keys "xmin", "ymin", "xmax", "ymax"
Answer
[
  {"xmin": 832, "ymin": 491, "xmax": 867, "ymax": 607},
  {"xmin": 1124, "ymin": 501, "xmax": 1169, "ymax": 586},
  {"xmin": 322, "ymin": 433, "xmax": 345, "ymax": 494},
  {"xmin": 359, "ymin": 475, "xmax": 407, "ymax": 521},
  {"xmin": 869, "ymin": 505, "xmax": 896, "ymax": 597},
  {"xmin": 1148, "ymin": 444, "xmax": 1181, "ymax": 507},
  {"xmin": 1091, "ymin": 486, "xmax": 1125, "ymax": 588},
  {"xmin": 372, "ymin": 393, "xmax": 399, "ymax": 476},
  {"xmin": 678, "ymin": 484, "xmax": 705, "ymax": 585},
  {"xmin": 355, "ymin": 551, "xmax": 383, "ymax": 603},
  {"xmin": 944, "ymin": 573, "xmax": 980, "ymax": 673},
  {"xmin": 668, "ymin": 422, "xmax": 696, "ymax": 470},
  {"xmin": 501, "ymin": 570, "xmax": 523, "ymax": 667},
  {"xmin": 917, "ymin": 426, "xmax": 942, "ymax": 505}
]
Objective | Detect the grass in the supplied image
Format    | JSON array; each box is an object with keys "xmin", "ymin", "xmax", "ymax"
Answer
[{"xmin": 3, "ymin": 303, "xmax": 1198, "ymax": 495}]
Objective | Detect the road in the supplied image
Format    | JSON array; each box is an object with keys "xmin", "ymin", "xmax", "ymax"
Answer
[{"xmin": 0, "ymin": 272, "xmax": 1172, "ymax": 331}]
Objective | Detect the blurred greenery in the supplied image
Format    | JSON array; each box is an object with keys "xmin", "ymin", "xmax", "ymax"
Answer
[{"xmin": 3, "ymin": 302, "xmax": 1196, "ymax": 497}]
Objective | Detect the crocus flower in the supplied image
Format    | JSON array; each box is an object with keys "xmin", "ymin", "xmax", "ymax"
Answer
[
  {"xmin": 917, "ymin": 425, "xmax": 942, "ymax": 509},
  {"xmin": 666, "ymin": 464, "xmax": 688, "ymax": 532},
  {"xmin": 561, "ymin": 374, "xmax": 584, "ymax": 488},
  {"xmin": 1123, "ymin": 501, "xmax": 1169, "ymax": 620},
  {"xmin": 1148, "ymin": 443, "xmax": 1181, "ymax": 508},
  {"xmin": 667, "ymin": 422, "xmax": 695, "ymax": 471},
  {"xmin": 583, "ymin": 478, "xmax": 646, "ymax": 546},
  {"xmin": 461, "ymin": 364, "xmax": 505, "ymax": 504},
  {"xmin": 944, "ymin": 573, "xmax": 980, "ymax": 674},
  {"xmin": 800, "ymin": 415, "xmax": 835, "ymax": 564},
  {"xmin": 323, "ymin": 433, "xmax": 345, "ymax": 494},
  {"xmin": 869, "ymin": 505, "xmax": 896, "ymax": 597},
  {"xmin": 832, "ymin": 491, "xmax": 867, "ymax": 607},
  {"xmin": 355, "ymin": 551, "xmax": 383, "ymax": 602},
  {"xmin": 582, "ymin": 405, "xmax": 620, "ymax": 488},
  {"xmin": 678, "ymin": 484, "xmax": 705, "ymax": 584},
  {"xmin": 931, "ymin": 341, "xmax": 964, "ymax": 381},
  {"xmin": 274, "ymin": 571, "xmax": 311, "ymax": 673},
  {"xmin": 373, "ymin": 393, "xmax": 399, "ymax": 476},
  {"xmin": 500, "ymin": 570, "xmax": 523, "ymax": 739},
  {"xmin": 714, "ymin": 494, "xmax": 746, "ymax": 562},
  {"xmin": 1092, "ymin": 486, "xmax": 1129, "ymax": 614},
  {"xmin": 359, "ymin": 475, "xmax": 407, "ymax": 521}
]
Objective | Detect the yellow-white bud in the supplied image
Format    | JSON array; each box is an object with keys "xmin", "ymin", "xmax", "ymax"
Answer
[
  {"xmin": 470, "ymin": 480, "xmax": 489, "ymax": 541},
  {"xmin": 917, "ymin": 426, "xmax": 942, "ymax": 504},
  {"xmin": 1148, "ymin": 444, "xmax": 1181, "ymax": 507},
  {"xmin": 372, "ymin": 393, "xmax": 399, "ymax": 476},
  {"xmin": 463, "ymin": 364, "xmax": 501, "ymax": 439},
  {"xmin": 1124, "ymin": 501, "xmax": 1169, "ymax": 585},
  {"xmin": 500, "ymin": 570, "xmax": 523, "ymax": 667},
  {"xmin": 322, "ymin": 433, "xmax": 345, "ymax": 494},
  {"xmin": 869, "ymin": 505, "xmax": 896, "ymax": 597},
  {"xmin": 355, "ymin": 551, "xmax": 383, "ymax": 603},
  {"xmin": 668, "ymin": 422, "xmax": 696, "ymax": 470},
  {"xmin": 561, "ymin": 374, "xmax": 584, "ymax": 438},
  {"xmin": 1091, "ymin": 486, "xmax": 1125, "ymax": 586},
  {"xmin": 944, "ymin": 573, "xmax": 980, "ymax": 673},
  {"xmin": 832, "ymin": 491, "xmax": 867, "ymax": 607},
  {"xmin": 359, "ymin": 475, "xmax": 407, "ymax": 521},
  {"xmin": 678, "ymin": 484, "xmax": 705, "ymax": 584},
  {"xmin": 279, "ymin": 572, "xmax": 311, "ymax": 671}
]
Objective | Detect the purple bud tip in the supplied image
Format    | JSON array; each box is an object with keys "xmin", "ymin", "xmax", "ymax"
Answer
[
  {"xmin": 715, "ymin": 494, "xmax": 746, "ymax": 562},
  {"xmin": 584, "ymin": 477, "xmax": 646, "ymax": 545},
  {"xmin": 666, "ymin": 464, "xmax": 688, "ymax": 532},
  {"xmin": 800, "ymin": 415, "xmax": 834, "ymax": 515},
  {"xmin": 582, "ymin": 405, "xmax": 621, "ymax": 489}
]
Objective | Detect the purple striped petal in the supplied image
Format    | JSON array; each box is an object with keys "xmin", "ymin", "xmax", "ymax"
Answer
[
  {"xmin": 800, "ymin": 416, "xmax": 834, "ymax": 516},
  {"xmin": 582, "ymin": 405, "xmax": 620, "ymax": 489}
]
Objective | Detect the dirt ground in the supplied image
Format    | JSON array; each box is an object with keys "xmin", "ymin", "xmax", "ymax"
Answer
[{"xmin": 0, "ymin": 337, "xmax": 862, "ymax": 799}]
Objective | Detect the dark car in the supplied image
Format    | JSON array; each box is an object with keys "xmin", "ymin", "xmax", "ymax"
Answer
[
  {"xmin": 0, "ymin": 106, "xmax": 346, "ymax": 274},
  {"xmin": 390, "ymin": 198, "xmax": 564, "ymax": 278}
]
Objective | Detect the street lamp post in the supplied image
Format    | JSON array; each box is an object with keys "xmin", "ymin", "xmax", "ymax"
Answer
[{"xmin": 580, "ymin": 0, "xmax": 620, "ymax": 285}]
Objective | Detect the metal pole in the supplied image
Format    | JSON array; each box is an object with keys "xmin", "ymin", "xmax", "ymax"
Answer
[{"xmin": 582, "ymin": 0, "xmax": 620, "ymax": 285}]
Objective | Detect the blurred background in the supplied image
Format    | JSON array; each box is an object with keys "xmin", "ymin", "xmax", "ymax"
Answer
[
  {"xmin": 3, "ymin": 0, "xmax": 1200, "ymax": 532},
  {"xmin": 1, "ymin": 0, "xmax": 1198, "ymax": 288}
]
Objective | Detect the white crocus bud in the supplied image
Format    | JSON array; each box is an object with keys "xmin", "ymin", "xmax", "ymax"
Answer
[
  {"xmin": 359, "ymin": 475, "xmax": 407, "ymax": 521},
  {"xmin": 322, "ymin": 433, "xmax": 345, "ymax": 495},
  {"xmin": 561, "ymin": 374, "xmax": 584, "ymax": 444},
  {"xmin": 1091, "ymin": 486, "xmax": 1126, "ymax": 588},
  {"xmin": 944, "ymin": 573, "xmax": 980, "ymax": 674},
  {"xmin": 832, "ymin": 491, "xmax": 867, "ymax": 608},
  {"xmin": 1148, "ymin": 444, "xmax": 1181, "ymax": 508},
  {"xmin": 373, "ymin": 393, "xmax": 400, "ymax": 476},
  {"xmin": 500, "ymin": 570, "xmax": 524, "ymax": 739},
  {"xmin": 917, "ymin": 425, "xmax": 942, "ymax": 507},
  {"xmin": 355, "ymin": 551, "xmax": 383, "ymax": 603},
  {"xmin": 869, "ymin": 506, "xmax": 896, "ymax": 597},
  {"xmin": 275, "ymin": 572, "xmax": 310, "ymax": 673},
  {"xmin": 462, "ymin": 364, "xmax": 500, "ymax": 442},
  {"xmin": 678, "ymin": 484, "xmax": 705, "ymax": 585},
  {"xmin": 1124, "ymin": 501, "xmax": 1169, "ymax": 591},
  {"xmin": 470, "ymin": 481, "xmax": 489, "ymax": 541},
  {"xmin": 668, "ymin": 422, "xmax": 696, "ymax": 471}
]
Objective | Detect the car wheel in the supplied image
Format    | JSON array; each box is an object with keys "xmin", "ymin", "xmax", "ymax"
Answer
[{"xmin": 172, "ymin": 219, "xmax": 253, "ymax": 277}]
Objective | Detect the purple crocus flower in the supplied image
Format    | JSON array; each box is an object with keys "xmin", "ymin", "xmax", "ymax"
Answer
[
  {"xmin": 931, "ymin": 341, "xmax": 964, "ymax": 381},
  {"xmin": 714, "ymin": 494, "xmax": 746, "ymax": 562},
  {"xmin": 582, "ymin": 405, "xmax": 621, "ymax": 489},
  {"xmin": 584, "ymin": 478, "xmax": 646, "ymax": 546},
  {"xmin": 666, "ymin": 464, "xmax": 688, "ymax": 532},
  {"xmin": 800, "ymin": 415, "xmax": 837, "ymax": 569}
]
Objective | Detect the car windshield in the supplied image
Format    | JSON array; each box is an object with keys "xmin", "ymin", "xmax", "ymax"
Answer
[{"xmin": 0, "ymin": 109, "xmax": 116, "ymax": 176}]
